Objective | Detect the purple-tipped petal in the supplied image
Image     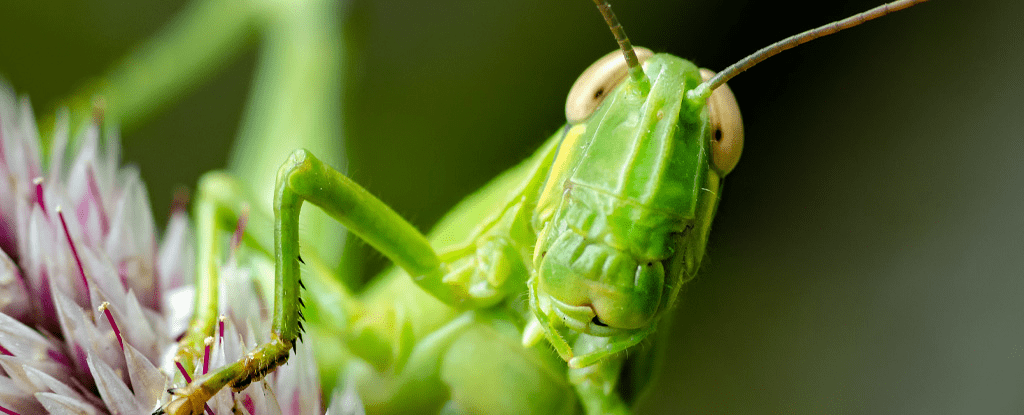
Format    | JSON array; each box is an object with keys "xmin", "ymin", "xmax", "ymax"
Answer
[
  {"xmin": 0, "ymin": 84, "xmax": 328, "ymax": 414},
  {"xmin": 0, "ymin": 178, "xmax": 18, "ymax": 257},
  {"xmin": 25, "ymin": 206, "xmax": 65, "ymax": 324}
]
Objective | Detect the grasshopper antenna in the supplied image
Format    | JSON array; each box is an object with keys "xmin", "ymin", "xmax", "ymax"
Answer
[
  {"xmin": 688, "ymin": 0, "xmax": 930, "ymax": 102},
  {"xmin": 592, "ymin": 0, "xmax": 651, "ymax": 93}
]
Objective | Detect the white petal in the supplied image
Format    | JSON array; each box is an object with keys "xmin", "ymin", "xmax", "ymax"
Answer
[
  {"xmin": 78, "ymin": 246, "xmax": 127, "ymax": 313},
  {"xmin": 221, "ymin": 262, "xmax": 264, "ymax": 328},
  {"xmin": 104, "ymin": 168, "xmax": 157, "ymax": 307},
  {"xmin": 0, "ymin": 375, "xmax": 44, "ymax": 414},
  {"xmin": 74, "ymin": 187, "xmax": 106, "ymax": 247},
  {"xmin": 0, "ymin": 248, "xmax": 30, "ymax": 321},
  {"xmin": 23, "ymin": 365, "xmax": 84, "ymax": 401},
  {"xmin": 13, "ymin": 200, "xmax": 30, "ymax": 286},
  {"xmin": 0, "ymin": 240, "xmax": 29, "ymax": 317},
  {"xmin": 163, "ymin": 285, "xmax": 194, "ymax": 338},
  {"xmin": 275, "ymin": 340, "xmax": 321, "ymax": 415},
  {"xmin": 325, "ymin": 379, "xmax": 365, "ymax": 415},
  {"xmin": 123, "ymin": 343, "xmax": 166, "ymax": 408},
  {"xmin": 16, "ymin": 96, "xmax": 42, "ymax": 180},
  {"xmin": 157, "ymin": 211, "xmax": 193, "ymax": 291},
  {"xmin": 0, "ymin": 313, "xmax": 71, "ymax": 385},
  {"xmin": 0, "ymin": 176, "xmax": 19, "ymax": 258},
  {"xmin": 0, "ymin": 308, "xmax": 60, "ymax": 356},
  {"xmin": 259, "ymin": 379, "xmax": 284, "ymax": 415},
  {"xmin": 65, "ymin": 126, "xmax": 100, "ymax": 207},
  {"xmin": 86, "ymin": 352, "xmax": 145, "ymax": 415},
  {"xmin": 208, "ymin": 384, "xmax": 235, "ymax": 415},
  {"xmin": 0, "ymin": 355, "xmax": 39, "ymax": 394},
  {"xmin": 119, "ymin": 289, "xmax": 162, "ymax": 360},
  {"xmin": 26, "ymin": 205, "xmax": 68, "ymax": 316},
  {"xmin": 35, "ymin": 391, "xmax": 100, "ymax": 415},
  {"xmin": 53, "ymin": 292, "xmax": 119, "ymax": 375}
]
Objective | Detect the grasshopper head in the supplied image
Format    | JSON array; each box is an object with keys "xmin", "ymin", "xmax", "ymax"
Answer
[{"xmin": 527, "ymin": 51, "xmax": 743, "ymax": 367}]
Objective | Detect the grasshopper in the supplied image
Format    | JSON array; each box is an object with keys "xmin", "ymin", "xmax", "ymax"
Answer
[{"xmin": 158, "ymin": 1, "xmax": 929, "ymax": 413}]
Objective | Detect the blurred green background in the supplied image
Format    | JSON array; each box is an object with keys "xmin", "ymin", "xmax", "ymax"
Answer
[{"xmin": 1, "ymin": 0, "xmax": 1022, "ymax": 413}]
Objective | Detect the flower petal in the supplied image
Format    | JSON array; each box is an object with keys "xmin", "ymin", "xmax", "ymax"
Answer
[
  {"xmin": 0, "ymin": 375, "xmax": 44, "ymax": 414},
  {"xmin": 275, "ymin": 340, "xmax": 321, "ymax": 415},
  {"xmin": 86, "ymin": 352, "xmax": 145, "ymax": 415},
  {"xmin": 15, "ymin": 97, "xmax": 42, "ymax": 180},
  {"xmin": 123, "ymin": 342, "xmax": 166, "ymax": 409},
  {"xmin": 35, "ymin": 391, "xmax": 100, "ymax": 415},
  {"xmin": 325, "ymin": 379, "xmax": 365, "ymax": 415},
  {"xmin": 53, "ymin": 292, "xmax": 119, "ymax": 377},
  {"xmin": 23, "ymin": 364, "xmax": 85, "ymax": 402},
  {"xmin": 0, "ymin": 228, "xmax": 28, "ymax": 322},
  {"xmin": 104, "ymin": 168, "xmax": 158, "ymax": 308},
  {"xmin": 157, "ymin": 211, "xmax": 193, "ymax": 292},
  {"xmin": 0, "ymin": 310, "xmax": 59, "ymax": 357}
]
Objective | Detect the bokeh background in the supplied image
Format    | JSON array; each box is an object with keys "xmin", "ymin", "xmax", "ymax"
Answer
[{"xmin": 1, "ymin": 0, "xmax": 1022, "ymax": 413}]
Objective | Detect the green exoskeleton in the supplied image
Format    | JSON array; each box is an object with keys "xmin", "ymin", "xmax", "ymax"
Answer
[{"xmin": 158, "ymin": 0, "xmax": 929, "ymax": 413}]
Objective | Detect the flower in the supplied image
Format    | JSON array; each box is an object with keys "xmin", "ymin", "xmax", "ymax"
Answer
[{"xmin": 0, "ymin": 83, "xmax": 359, "ymax": 414}]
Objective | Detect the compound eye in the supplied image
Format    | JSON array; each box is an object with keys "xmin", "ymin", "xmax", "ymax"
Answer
[
  {"xmin": 700, "ymin": 68, "xmax": 744, "ymax": 175},
  {"xmin": 566, "ymin": 47, "xmax": 654, "ymax": 123}
]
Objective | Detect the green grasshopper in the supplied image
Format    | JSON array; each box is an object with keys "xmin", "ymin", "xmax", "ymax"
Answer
[{"xmin": 159, "ymin": 1, "xmax": 929, "ymax": 413}]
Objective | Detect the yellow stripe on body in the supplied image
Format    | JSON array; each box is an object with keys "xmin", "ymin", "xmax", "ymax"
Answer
[{"xmin": 536, "ymin": 124, "xmax": 587, "ymax": 221}]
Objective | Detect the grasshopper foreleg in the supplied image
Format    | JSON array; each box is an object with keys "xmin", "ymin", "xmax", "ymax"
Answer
[{"xmin": 159, "ymin": 149, "xmax": 461, "ymax": 414}]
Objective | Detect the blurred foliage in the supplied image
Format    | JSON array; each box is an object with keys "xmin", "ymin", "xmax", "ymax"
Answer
[{"xmin": 1, "ymin": 0, "xmax": 1023, "ymax": 413}]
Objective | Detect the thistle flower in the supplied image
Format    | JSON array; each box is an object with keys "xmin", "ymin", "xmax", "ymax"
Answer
[{"xmin": 0, "ymin": 84, "xmax": 359, "ymax": 414}]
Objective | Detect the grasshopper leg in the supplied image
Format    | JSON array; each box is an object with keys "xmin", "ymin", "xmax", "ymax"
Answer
[
  {"xmin": 173, "ymin": 171, "xmax": 274, "ymax": 375},
  {"xmin": 160, "ymin": 149, "xmax": 454, "ymax": 414}
]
